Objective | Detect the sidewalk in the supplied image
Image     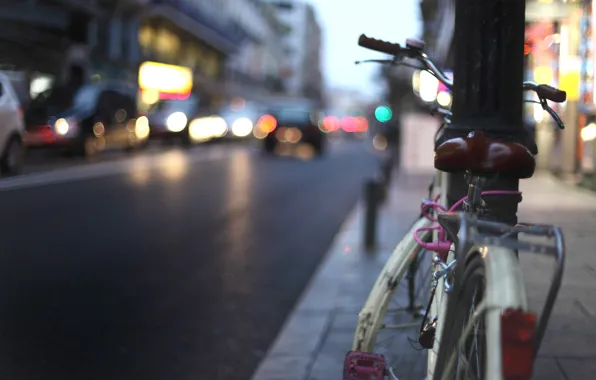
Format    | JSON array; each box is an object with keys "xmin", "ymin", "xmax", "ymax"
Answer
[{"xmin": 251, "ymin": 171, "xmax": 434, "ymax": 380}]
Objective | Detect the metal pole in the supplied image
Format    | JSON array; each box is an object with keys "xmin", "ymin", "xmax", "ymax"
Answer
[
  {"xmin": 364, "ymin": 179, "xmax": 380, "ymax": 251},
  {"xmin": 440, "ymin": 0, "xmax": 528, "ymax": 225}
]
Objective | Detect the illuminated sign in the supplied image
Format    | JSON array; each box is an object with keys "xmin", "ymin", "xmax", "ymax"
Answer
[{"xmin": 138, "ymin": 61, "xmax": 193, "ymax": 95}]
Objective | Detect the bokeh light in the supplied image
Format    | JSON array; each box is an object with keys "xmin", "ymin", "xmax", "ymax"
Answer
[{"xmin": 374, "ymin": 106, "xmax": 392, "ymax": 122}]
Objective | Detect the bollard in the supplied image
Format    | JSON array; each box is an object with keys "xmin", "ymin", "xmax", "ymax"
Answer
[
  {"xmin": 364, "ymin": 178, "xmax": 382, "ymax": 251},
  {"xmin": 377, "ymin": 155, "xmax": 393, "ymax": 204},
  {"xmin": 381, "ymin": 156, "xmax": 393, "ymax": 188}
]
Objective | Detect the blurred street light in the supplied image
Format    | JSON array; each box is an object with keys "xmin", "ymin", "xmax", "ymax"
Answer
[{"xmin": 374, "ymin": 106, "xmax": 392, "ymax": 122}]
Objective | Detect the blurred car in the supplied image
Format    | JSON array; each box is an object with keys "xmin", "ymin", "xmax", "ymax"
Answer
[
  {"xmin": 217, "ymin": 100, "xmax": 265, "ymax": 140},
  {"xmin": 24, "ymin": 82, "xmax": 148, "ymax": 157},
  {"xmin": 147, "ymin": 95, "xmax": 201, "ymax": 145},
  {"xmin": 0, "ymin": 72, "xmax": 25, "ymax": 175},
  {"xmin": 259, "ymin": 100, "xmax": 326, "ymax": 155}
]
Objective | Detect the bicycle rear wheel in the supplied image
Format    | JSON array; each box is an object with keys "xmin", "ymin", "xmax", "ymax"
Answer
[{"xmin": 432, "ymin": 246, "xmax": 529, "ymax": 380}]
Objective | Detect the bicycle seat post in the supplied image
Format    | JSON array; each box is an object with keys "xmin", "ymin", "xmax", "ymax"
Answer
[{"xmin": 463, "ymin": 173, "xmax": 485, "ymax": 214}]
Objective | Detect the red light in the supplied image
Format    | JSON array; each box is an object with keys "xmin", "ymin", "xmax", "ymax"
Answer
[
  {"xmin": 354, "ymin": 116, "xmax": 369, "ymax": 132},
  {"xmin": 524, "ymin": 43, "xmax": 531, "ymax": 55},
  {"xmin": 257, "ymin": 114, "xmax": 277, "ymax": 133},
  {"xmin": 341, "ymin": 116, "xmax": 356, "ymax": 132},
  {"xmin": 158, "ymin": 92, "xmax": 191, "ymax": 100},
  {"xmin": 501, "ymin": 308, "xmax": 536, "ymax": 380},
  {"xmin": 323, "ymin": 116, "xmax": 340, "ymax": 132}
]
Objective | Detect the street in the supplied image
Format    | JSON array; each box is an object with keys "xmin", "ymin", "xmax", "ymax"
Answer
[{"xmin": 0, "ymin": 140, "xmax": 378, "ymax": 380}]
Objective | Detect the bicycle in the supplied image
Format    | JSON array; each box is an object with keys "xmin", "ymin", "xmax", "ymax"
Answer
[{"xmin": 343, "ymin": 35, "xmax": 566, "ymax": 380}]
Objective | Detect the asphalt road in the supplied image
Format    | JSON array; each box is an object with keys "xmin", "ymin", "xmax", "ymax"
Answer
[{"xmin": 0, "ymin": 140, "xmax": 379, "ymax": 380}]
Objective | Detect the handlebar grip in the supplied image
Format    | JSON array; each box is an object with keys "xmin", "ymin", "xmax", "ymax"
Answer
[
  {"xmin": 536, "ymin": 84, "xmax": 567, "ymax": 103},
  {"xmin": 358, "ymin": 34, "xmax": 402, "ymax": 55}
]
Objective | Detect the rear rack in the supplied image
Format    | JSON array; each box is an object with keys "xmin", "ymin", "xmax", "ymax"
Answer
[{"xmin": 437, "ymin": 212, "xmax": 565, "ymax": 355}]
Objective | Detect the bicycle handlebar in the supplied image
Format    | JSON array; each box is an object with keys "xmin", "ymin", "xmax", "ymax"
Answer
[
  {"xmin": 358, "ymin": 34, "xmax": 567, "ymax": 105},
  {"xmin": 358, "ymin": 35, "xmax": 403, "ymax": 56},
  {"xmin": 358, "ymin": 34, "xmax": 454, "ymax": 89},
  {"xmin": 522, "ymin": 81, "xmax": 566, "ymax": 103}
]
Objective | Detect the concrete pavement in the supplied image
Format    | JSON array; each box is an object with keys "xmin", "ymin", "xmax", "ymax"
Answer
[{"xmin": 251, "ymin": 114, "xmax": 596, "ymax": 380}]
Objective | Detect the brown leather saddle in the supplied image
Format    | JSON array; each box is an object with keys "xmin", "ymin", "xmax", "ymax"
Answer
[{"xmin": 434, "ymin": 130, "xmax": 535, "ymax": 178}]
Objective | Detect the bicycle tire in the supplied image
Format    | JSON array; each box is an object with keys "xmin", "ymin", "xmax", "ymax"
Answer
[
  {"xmin": 352, "ymin": 217, "xmax": 433, "ymax": 353},
  {"xmin": 432, "ymin": 246, "xmax": 528, "ymax": 380}
]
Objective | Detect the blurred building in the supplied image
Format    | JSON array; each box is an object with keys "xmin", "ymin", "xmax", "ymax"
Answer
[
  {"xmin": 2, "ymin": 0, "xmax": 304, "ymax": 112},
  {"xmin": 136, "ymin": 0, "xmax": 249, "ymax": 107},
  {"xmin": 263, "ymin": 0, "xmax": 323, "ymax": 103},
  {"xmin": 0, "ymin": 0, "xmax": 104, "ymax": 102},
  {"xmin": 325, "ymin": 88, "xmax": 370, "ymax": 116},
  {"xmin": 88, "ymin": 0, "xmax": 149, "ymax": 86},
  {"xmin": 224, "ymin": 0, "xmax": 292, "ymax": 99},
  {"xmin": 419, "ymin": 0, "xmax": 455, "ymax": 68}
]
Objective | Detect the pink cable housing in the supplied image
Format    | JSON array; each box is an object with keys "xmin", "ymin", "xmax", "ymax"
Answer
[{"xmin": 414, "ymin": 190, "xmax": 521, "ymax": 258}]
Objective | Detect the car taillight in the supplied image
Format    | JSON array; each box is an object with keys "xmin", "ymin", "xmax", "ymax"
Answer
[
  {"xmin": 501, "ymin": 308, "xmax": 536, "ymax": 380},
  {"xmin": 257, "ymin": 114, "xmax": 277, "ymax": 133}
]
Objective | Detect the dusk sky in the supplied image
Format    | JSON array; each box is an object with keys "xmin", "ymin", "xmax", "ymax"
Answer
[{"xmin": 310, "ymin": 0, "xmax": 422, "ymax": 100}]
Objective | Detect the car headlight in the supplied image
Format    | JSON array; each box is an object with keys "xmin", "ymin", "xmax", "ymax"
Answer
[
  {"xmin": 231, "ymin": 118, "xmax": 253, "ymax": 137},
  {"xmin": 135, "ymin": 116, "xmax": 150, "ymax": 139},
  {"xmin": 166, "ymin": 112, "xmax": 187, "ymax": 132},
  {"xmin": 55, "ymin": 118, "xmax": 73, "ymax": 135},
  {"xmin": 188, "ymin": 116, "xmax": 228, "ymax": 142}
]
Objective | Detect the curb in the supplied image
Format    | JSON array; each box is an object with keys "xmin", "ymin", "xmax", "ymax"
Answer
[{"xmin": 250, "ymin": 203, "xmax": 362, "ymax": 380}]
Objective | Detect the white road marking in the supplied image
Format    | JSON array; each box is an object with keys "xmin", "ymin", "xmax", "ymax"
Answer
[{"xmin": 0, "ymin": 145, "xmax": 248, "ymax": 191}]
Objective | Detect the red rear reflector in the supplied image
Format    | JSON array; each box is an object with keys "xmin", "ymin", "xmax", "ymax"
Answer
[{"xmin": 501, "ymin": 308, "xmax": 536, "ymax": 380}]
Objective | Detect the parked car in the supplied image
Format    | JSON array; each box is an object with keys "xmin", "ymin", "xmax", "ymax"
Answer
[
  {"xmin": 147, "ymin": 95, "xmax": 201, "ymax": 145},
  {"xmin": 24, "ymin": 82, "xmax": 148, "ymax": 157},
  {"xmin": 0, "ymin": 73, "xmax": 25, "ymax": 175},
  {"xmin": 260, "ymin": 99, "xmax": 326, "ymax": 155}
]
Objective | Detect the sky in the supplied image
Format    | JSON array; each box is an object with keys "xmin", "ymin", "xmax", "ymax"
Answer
[{"xmin": 308, "ymin": 0, "xmax": 421, "ymax": 101}]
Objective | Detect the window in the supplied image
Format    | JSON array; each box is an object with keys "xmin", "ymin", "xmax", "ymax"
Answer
[
  {"xmin": 274, "ymin": 2, "xmax": 294, "ymax": 10},
  {"xmin": 273, "ymin": 108, "xmax": 312, "ymax": 124},
  {"xmin": 149, "ymin": 98, "xmax": 197, "ymax": 114},
  {"xmin": 73, "ymin": 85, "xmax": 100, "ymax": 111}
]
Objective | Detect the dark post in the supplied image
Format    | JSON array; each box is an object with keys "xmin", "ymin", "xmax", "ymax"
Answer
[
  {"xmin": 363, "ymin": 179, "xmax": 381, "ymax": 250},
  {"xmin": 440, "ymin": 0, "xmax": 529, "ymax": 224}
]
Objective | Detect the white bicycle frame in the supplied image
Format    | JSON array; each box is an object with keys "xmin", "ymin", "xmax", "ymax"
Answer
[{"xmin": 351, "ymin": 168, "xmax": 532, "ymax": 380}]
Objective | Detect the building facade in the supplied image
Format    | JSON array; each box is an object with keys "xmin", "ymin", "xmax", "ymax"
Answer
[
  {"xmin": 2, "ymin": 0, "xmax": 296, "ymax": 112},
  {"xmin": 263, "ymin": 0, "xmax": 323, "ymax": 103},
  {"xmin": 224, "ymin": 0, "xmax": 291, "ymax": 98},
  {"xmin": 419, "ymin": 0, "xmax": 455, "ymax": 68},
  {"xmin": 0, "ymin": 0, "xmax": 104, "ymax": 102},
  {"xmin": 135, "ymin": 0, "xmax": 248, "ymax": 108}
]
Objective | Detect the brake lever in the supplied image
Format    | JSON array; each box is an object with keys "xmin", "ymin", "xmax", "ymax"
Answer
[
  {"xmin": 540, "ymin": 98, "xmax": 565, "ymax": 129},
  {"xmin": 355, "ymin": 54, "xmax": 406, "ymax": 65},
  {"xmin": 354, "ymin": 59, "xmax": 395, "ymax": 65}
]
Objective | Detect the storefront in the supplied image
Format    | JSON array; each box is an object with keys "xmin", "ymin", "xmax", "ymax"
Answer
[
  {"xmin": 137, "ymin": 61, "xmax": 193, "ymax": 111},
  {"xmin": 138, "ymin": 4, "xmax": 243, "ymax": 110},
  {"xmin": 524, "ymin": 0, "xmax": 581, "ymax": 178},
  {"xmin": 578, "ymin": 0, "xmax": 596, "ymax": 185}
]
